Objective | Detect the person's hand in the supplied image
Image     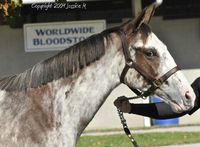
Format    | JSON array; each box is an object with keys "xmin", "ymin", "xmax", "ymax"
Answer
[{"xmin": 114, "ymin": 96, "xmax": 131, "ymax": 113}]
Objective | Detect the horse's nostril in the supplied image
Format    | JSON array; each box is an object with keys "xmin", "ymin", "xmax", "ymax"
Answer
[{"xmin": 185, "ymin": 91, "xmax": 191, "ymax": 100}]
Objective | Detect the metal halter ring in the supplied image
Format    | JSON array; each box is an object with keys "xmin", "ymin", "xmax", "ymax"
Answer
[
  {"xmin": 152, "ymin": 79, "xmax": 162, "ymax": 88},
  {"xmin": 126, "ymin": 61, "xmax": 133, "ymax": 67}
]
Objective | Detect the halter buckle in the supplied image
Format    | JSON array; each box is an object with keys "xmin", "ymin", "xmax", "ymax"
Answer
[{"xmin": 153, "ymin": 79, "xmax": 162, "ymax": 88}]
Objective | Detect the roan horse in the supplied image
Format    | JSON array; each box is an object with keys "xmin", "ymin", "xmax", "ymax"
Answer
[{"xmin": 0, "ymin": 4, "xmax": 196, "ymax": 147}]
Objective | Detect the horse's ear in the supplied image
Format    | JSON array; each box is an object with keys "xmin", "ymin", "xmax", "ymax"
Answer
[
  {"xmin": 134, "ymin": 4, "xmax": 156, "ymax": 29},
  {"xmin": 122, "ymin": 4, "xmax": 156, "ymax": 34}
]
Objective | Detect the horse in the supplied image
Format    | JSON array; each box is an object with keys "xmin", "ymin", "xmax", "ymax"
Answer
[{"xmin": 0, "ymin": 4, "xmax": 196, "ymax": 147}]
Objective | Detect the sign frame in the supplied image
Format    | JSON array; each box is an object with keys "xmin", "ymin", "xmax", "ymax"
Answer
[{"xmin": 24, "ymin": 20, "xmax": 106, "ymax": 52}]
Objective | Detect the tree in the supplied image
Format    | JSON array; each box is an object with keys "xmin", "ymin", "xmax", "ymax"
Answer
[{"xmin": 0, "ymin": 0, "xmax": 23, "ymax": 27}]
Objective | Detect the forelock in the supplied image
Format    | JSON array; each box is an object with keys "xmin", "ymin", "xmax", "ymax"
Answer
[{"xmin": 138, "ymin": 23, "xmax": 152, "ymax": 43}]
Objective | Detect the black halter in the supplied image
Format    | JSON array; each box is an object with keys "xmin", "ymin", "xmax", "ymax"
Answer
[
  {"xmin": 102, "ymin": 26, "xmax": 179, "ymax": 146},
  {"xmin": 102, "ymin": 27, "xmax": 179, "ymax": 147},
  {"xmin": 117, "ymin": 29, "xmax": 179, "ymax": 98}
]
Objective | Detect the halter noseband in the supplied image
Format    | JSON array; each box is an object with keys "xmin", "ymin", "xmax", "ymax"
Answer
[{"xmin": 117, "ymin": 29, "xmax": 179, "ymax": 98}]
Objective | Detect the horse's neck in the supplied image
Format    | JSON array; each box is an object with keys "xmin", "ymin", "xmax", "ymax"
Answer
[
  {"xmin": 62, "ymin": 33, "xmax": 123, "ymax": 139},
  {"xmin": 0, "ymin": 33, "xmax": 124, "ymax": 147}
]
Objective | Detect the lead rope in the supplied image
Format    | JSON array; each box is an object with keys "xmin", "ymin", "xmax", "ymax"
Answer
[
  {"xmin": 117, "ymin": 109, "xmax": 139, "ymax": 147},
  {"xmin": 117, "ymin": 96, "xmax": 143, "ymax": 147}
]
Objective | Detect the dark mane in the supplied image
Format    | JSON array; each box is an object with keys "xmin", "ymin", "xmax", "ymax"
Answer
[{"xmin": 0, "ymin": 33, "xmax": 105, "ymax": 91}]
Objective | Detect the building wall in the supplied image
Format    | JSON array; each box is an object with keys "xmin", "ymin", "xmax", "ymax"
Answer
[
  {"xmin": 1, "ymin": 17, "xmax": 199, "ymax": 76},
  {"xmin": 150, "ymin": 17, "xmax": 200, "ymax": 69},
  {"xmin": 0, "ymin": 17, "xmax": 199, "ymax": 130},
  {"xmin": 0, "ymin": 25, "xmax": 58, "ymax": 77}
]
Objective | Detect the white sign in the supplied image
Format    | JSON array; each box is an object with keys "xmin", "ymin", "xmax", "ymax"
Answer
[{"xmin": 24, "ymin": 20, "xmax": 106, "ymax": 52}]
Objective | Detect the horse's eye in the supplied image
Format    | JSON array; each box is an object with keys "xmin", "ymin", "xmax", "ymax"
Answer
[
  {"xmin": 144, "ymin": 49, "xmax": 157, "ymax": 58},
  {"xmin": 145, "ymin": 51, "xmax": 154, "ymax": 57}
]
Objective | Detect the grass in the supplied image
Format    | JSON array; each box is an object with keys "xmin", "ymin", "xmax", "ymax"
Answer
[{"xmin": 77, "ymin": 132, "xmax": 200, "ymax": 147}]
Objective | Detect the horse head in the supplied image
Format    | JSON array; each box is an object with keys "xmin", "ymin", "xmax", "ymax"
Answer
[{"xmin": 118, "ymin": 4, "xmax": 196, "ymax": 113}]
